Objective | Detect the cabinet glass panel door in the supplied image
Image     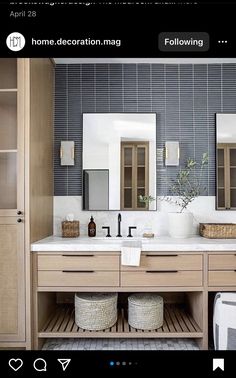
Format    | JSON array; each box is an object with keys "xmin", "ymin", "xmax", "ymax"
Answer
[
  {"xmin": 136, "ymin": 146, "xmax": 148, "ymax": 209},
  {"xmin": 0, "ymin": 153, "xmax": 17, "ymax": 209},
  {"xmin": 0, "ymin": 59, "xmax": 23, "ymax": 216},
  {"xmin": 121, "ymin": 142, "xmax": 149, "ymax": 210},
  {"xmin": 217, "ymin": 148, "xmax": 225, "ymax": 208},
  {"xmin": 229, "ymin": 147, "xmax": 236, "ymax": 209},
  {"xmin": 122, "ymin": 146, "xmax": 133, "ymax": 209}
]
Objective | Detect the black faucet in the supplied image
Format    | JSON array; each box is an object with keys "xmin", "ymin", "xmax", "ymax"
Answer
[
  {"xmin": 116, "ymin": 213, "xmax": 122, "ymax": 237},
  {"xmin": 102, "ymin": 226, "xmax": 111, "ymax": 237},
  {"xmin": 127, "ymin": 226, "xmax": 137, "ymax": 237}
]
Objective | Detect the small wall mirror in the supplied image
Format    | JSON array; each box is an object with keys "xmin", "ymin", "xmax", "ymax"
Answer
[
  {"xmin": 82, "ymin": 113, "xmax": 157, "ymax": 211},
  {"xmin": 216, "ymin": 113, "xmax": 236, "ymax": 210}
]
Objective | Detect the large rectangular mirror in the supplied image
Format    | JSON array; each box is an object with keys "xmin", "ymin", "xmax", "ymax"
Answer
[
  {"xmin": 216, "ymin": 113, "xmax": 236, "ymax": 210},
  {"xmin": 82, "ymin": 113, "xmax": 157, "ymax": 211}
]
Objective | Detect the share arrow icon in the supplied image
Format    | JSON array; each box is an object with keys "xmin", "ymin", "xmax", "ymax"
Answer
[{"xmin": 57, "ymin": 359, "xmax": 71, "ymax": 371}]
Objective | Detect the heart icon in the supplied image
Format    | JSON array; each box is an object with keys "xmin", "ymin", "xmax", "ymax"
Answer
[{"xmin": 8, "ymin": 358, "xmax": 23, "ymax": 371}]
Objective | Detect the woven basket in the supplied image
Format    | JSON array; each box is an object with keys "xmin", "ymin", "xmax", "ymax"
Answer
[
  {"xmin": 199, "ymin": 223, "xmax": 236, "ymax": 239},
  {"xmin": 62, "ymin": 221, "xmax": 80, "ymax": 237},
  {"xmin": 128, "ymin": 293, "xmax": 163, "ymax": 330},
  {"xmin": 75, "ymin": 293, "xmax": 118, "ymax": 330}
]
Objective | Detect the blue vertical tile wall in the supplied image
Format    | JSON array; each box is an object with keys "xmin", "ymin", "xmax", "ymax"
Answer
[{"xmin": 54, "ymin": 63, "xmax": 236, "ymax": 196}]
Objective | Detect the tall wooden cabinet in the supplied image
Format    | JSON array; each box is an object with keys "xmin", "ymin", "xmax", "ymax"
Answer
[
  {"xmin": 121, "ymin": 142, "xmax": 149, "ymax": 210},
  {"xmin": 217, "ymin": 143, "xmax": 236, "ymax": 209},
  {"xmin": 0, "ymin": 58, "xmax": 54, "ymax": 349}
]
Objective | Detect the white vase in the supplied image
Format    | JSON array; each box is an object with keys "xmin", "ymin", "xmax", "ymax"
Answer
[{"xmin": 168, "ymin": 212, "xmax": 193, "ymax": 238}]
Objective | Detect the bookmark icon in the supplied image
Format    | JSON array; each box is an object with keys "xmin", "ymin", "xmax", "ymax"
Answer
[
  {"xmin": 57, "ymin": 359, "xmax": 71, "ymax": 371},
  {"xmin": 213, "ymin": 358, "xmax": 224, "ymax": 371}
]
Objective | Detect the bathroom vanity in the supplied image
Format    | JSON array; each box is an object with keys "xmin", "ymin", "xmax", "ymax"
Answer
[{"xmin": 31, "ymin": 236, "xmax": 236, "ymax": 350}]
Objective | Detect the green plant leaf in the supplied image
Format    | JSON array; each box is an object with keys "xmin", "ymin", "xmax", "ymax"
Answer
[{"xmin": 161, "ymin": 152, "xmax": 208, "ymax": 211}]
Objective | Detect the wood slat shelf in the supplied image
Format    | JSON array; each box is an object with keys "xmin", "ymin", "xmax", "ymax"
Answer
[{"xmin": 38, "ymin": 304, "xmax": 202, "ymax": 339}]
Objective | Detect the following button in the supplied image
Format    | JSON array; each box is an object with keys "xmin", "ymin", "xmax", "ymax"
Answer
[{"xmin": 158, "ymin": 32, "xmax": 209, "ymax": 52}]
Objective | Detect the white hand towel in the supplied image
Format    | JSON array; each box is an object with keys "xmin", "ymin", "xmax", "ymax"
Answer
[{"xmin": 121, "ymin": 241, "xmax": 142, "ymax": 266}]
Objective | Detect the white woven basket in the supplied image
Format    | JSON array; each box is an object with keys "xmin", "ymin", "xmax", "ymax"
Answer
[
  {"xmin": 128, "ymin": 293, "xmax": 163, "ymax": 330},
  {"xmin": 75, "ymin": 293, "xmax": 118, "ymax": 331}
]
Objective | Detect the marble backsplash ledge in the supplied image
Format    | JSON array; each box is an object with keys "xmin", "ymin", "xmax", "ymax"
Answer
[{"xmin": 54, "ymin": 196, "xmax": 236, "ymax": 237}]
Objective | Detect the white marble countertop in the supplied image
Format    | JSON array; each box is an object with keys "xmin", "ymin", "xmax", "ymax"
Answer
[{"xmin": 31, "ymin": 235, "xmax": 236, "ymax": 252}]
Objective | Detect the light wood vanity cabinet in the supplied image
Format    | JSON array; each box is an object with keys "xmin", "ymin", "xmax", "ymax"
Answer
[
  {"xmin": 38, "ymin": 271, "xmax": 119, "ymax": 287},
  {"xmin": 38, "ymin": 253, "xmax": 119, "ymax": 271},
  {"xmin": 36, "ymin": 252, "xmax": 203, "ymax": 288},
  {"xmin": 208, "ymin": 253, "xmax": 236, "ymax": 286},
  {"xmin": 32, "ymin": 249, "xmax": 236, "ymax": 350},
  {"xmin": 37, "ymin": 253, "xmax": 120, "ymax": 287},
  {"xmin": 33, "ymin": 250, "xmax": 206, "ymax": 350},
  {"xmin": 121, "ymin": 253, "xmax": 203, "ymax": 287},
  {"xmin": 121, "ymin": 271, "xmax": 202, "ymax": 287},
  {"xmin": 121, "ymin": 253, "xmax": 202, "ymax": 271}
]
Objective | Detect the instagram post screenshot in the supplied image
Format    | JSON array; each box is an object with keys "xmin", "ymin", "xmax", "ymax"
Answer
[{"xmin": 1, "ymin": 0, "xmax": 236, "ymax": 374}]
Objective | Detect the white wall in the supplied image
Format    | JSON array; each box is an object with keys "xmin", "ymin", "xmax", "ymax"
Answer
[
  {"xmin": 217, "ymin": 113, "xmax": 236, "ymax": 143},
  {"xmin": 54, "ymin": 195, "xmax": 236, "ymax": 237},
  {"xmin": 108, "ymin": 142, "xmax": 120, "ymax": 209},
  {"xmin": 149, "ymin": 140, "xmax": 156, "ymax": 210},
  {"xmin": 83, "ymin": 142, "xmax": 108, "ymax": 169}
]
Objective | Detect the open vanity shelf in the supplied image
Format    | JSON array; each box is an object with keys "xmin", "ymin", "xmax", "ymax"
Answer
[
  {"xmin": 32, "ymin": 250, "xmax": 207, "ymax": 349},
  {"xmin": 32, "ymin": 245, "xmax": 236, "ymax": 350},
  {"xmin": 39, "ymin": 303, "xmax": 202, "ymax": 339},
  {"xmin": 34, "ymin": 289, "xmax": 204, "ymax": 349}
]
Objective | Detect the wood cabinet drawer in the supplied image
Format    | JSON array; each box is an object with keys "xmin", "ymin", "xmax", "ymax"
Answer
[
  {"xmin": 208, "ymin": 271, "xmax": 236, "ymax": 286},
  {"xmin": 121, "ymin": 253, "xmax": 202, "ymax": 271},
  {"xmin": 121, "ymin": 271, "xmax": 202, "ymax": 287},
  {"xmin": 38, "ymin": 271, "xmax": 119, "ymax": 287},
  {"xmin": 38, "ymin": 254, "xmax": 119, "ymax": 271},
  {"xmin": 208, "ymin": 254, "xmax": 236, "ymax": 270}
]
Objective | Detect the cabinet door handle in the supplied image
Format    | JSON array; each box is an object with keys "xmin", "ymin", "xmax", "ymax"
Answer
[
  {"xmin": 145, "ymin": 254, "xmax": 178, "ymax": 257},
  {"xmin": 146, "ymin": 270, "xmax": 178, "ymax": 273},
  {"xmin": 17, "ymin": 218, "xmax": 22, "ymax": 223},
  {"xmin": 17, "ymin": 210, "xmax": 23, "ymax": 215},
  {"xmin": 62, "ymin": 270, "xmax": 95, "ymax": 273},
  {"xmin": 62, "ymin": 254, "xmax": 94, "ymax": 257}
]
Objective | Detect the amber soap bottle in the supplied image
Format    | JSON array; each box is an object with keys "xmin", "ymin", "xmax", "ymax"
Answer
[{"xmin": 88, "ymin": 216, "xmax": 96, "ymax": 237}]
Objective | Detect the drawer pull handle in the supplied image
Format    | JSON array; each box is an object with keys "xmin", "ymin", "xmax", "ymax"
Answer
[
  {"xmin": 146, "ymin": 270, "xmax": 178, "ymax": 273},
  {"xmin": 145, "ymin": 254, "xmax": 178, "ymax": 257},
  {"xmin": 62, "ymin": 270, "xmax": 95, "ymax": 273},
  {"xmin": 62, "ymin": 254, "xmax": 94, "ymax": 257}
]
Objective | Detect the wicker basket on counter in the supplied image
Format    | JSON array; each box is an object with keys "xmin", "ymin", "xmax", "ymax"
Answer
[
  {"xmin": 128, "ymin": 293, "xmax": 163, "ymax": 330},
  {"xmin": 62, "ymin": 221, "xmax": 80, "ymax": 237},
  {"xmin": 75, "ymin": 293, "xmax": 118, "ymax": 331},
  {"xmin": 199, "ymin": 223, "xmax": 236, "ymax": 239}
]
